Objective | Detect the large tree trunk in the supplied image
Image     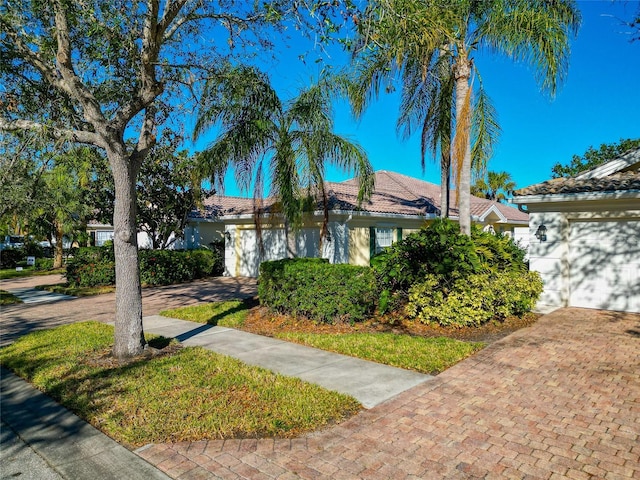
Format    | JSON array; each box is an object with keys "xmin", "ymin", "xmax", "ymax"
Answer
[
  {"xmin": 53, "ymin": 220, "xmax": 64, "ymax": 269},
  {"xmin": 108, "ymin": 145, "xmax": 146, "ymax": 359},
  {"xmin": 453, "ymin": 56, "xmax": 472, "ymax": 235}
]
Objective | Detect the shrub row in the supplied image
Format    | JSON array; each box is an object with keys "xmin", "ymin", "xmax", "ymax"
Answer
[
  {"xmin": 258, "ymin": 258, "xmax": 378, "ymax": 324},
  {"xmin": 405, "ymin": 271, "xmax": 544, "ymax": 327},
  {"xmin": 0, "ymin": 249, "xmax": 23, "ymax": 269},
  {"xmin": 65, "ymin": 246, "xmax": 222, "ymax": 287},
  {"xmin": 257, "ymin": 220, "xmax": 541, "ymax": 327}
]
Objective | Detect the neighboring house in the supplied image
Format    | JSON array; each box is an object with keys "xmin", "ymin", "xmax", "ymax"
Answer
[
  {"xmin": 86, "ymin": 221, "xmax": 116, "ymax": 246},
  {"xmin": 512, "ymin": 147, "xmax": 640, "ymax": 313},
  {"xmin": 203, "ymin": 171, "xmax": 529, "ymax": 277},
  {"xmin": 86, "ymin": 215, "xmax": 219, "ymax": 250}
]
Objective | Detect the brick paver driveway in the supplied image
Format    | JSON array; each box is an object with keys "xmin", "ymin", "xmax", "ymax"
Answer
[{"xmin": 139, "ymin": 308, "xmax": 640, "ymax": 479}]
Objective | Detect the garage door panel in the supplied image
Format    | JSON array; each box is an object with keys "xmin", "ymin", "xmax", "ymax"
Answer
[{"xmin": 569, "ymin": 220, "xmax": 640, "ymax": 313}]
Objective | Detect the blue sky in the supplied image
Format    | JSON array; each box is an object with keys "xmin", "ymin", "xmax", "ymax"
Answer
[{"xmin": 202, "ymin": 1, "xmax": 640, "ymax": 197}]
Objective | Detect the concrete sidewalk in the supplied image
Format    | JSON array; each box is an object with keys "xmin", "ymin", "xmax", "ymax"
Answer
[
  {"xmin": 5, "ymin": 287, "xmax": 75, "ymax": 304},
  {"xmin": 143, "ymin": 315, "xmax": 433, "ymax": 409},
  {"xmin": 0, "ymin": 367, "xmax": 170, "ymax": 480}
]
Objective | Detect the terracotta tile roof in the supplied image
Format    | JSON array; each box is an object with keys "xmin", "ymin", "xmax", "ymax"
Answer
[
  {"xmin": 515, "ymin": 168, "xmax": 640, "ymax": 196},
  {"xmin": 514, "ymin": 148, "xmax": 640, "ymax": 196},
  {"xmin": 194, "ymin": 196, "xmax": 256, "ymax": 219},
  {"xmin": 330, "ymin": 171, "xmax": 528, "ymax": 223},
  {"xmin": 194, "ymin": 171, "xmax": 528, "ymax": 224}
]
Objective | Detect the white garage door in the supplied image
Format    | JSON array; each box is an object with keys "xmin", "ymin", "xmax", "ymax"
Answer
[
  {"xmin": 569, "ymin": 220, "xmax": 640, "ymax": 312},
  {"xmin": 237, "ymin": 229, "xmax": 287, "ymax": 277}
]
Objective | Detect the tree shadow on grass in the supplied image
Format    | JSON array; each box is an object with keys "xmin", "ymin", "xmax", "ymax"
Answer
[{"xmin": 203, "ymin": 297, "xmax": 259, "ymax": 326}]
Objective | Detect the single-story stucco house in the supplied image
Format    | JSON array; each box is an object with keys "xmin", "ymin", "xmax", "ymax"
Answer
[
  {"xmin": 512, "ymin": 147, "xmax": 640, "ymax": 313},
  {"xmin": 87, "ymin": 170, "xmax": 530, "ymax": 277},
  {"xmin": 189, "ymin": 170, "xmax": 529, "ymax": 277}
]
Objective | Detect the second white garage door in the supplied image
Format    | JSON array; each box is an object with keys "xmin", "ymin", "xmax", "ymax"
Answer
[{"xmin": 569, "ymin": 219, "xmax": 640, "ymax": 313}]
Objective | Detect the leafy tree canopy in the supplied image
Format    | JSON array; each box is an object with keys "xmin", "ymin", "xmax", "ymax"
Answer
[
  {"xmin": 89, "ymin": 138, "xmax": 213, "ymax": 250},
  {"xmin": 551, "ymin": 138, "xmax": 640, "ymax": 178},
  {"xmin": 0, "ymin": 0, "xmax": 360, "ymax": 358},
  {"xmin": 471, "ymin": 170, "xmax": 516, "ymax": 203}
]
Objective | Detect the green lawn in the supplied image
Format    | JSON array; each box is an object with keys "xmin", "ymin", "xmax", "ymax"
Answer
[
  {"xmin": 160, "ymin": 300, "xmax": 251, "ymax": 328},
  {"xmin": 0, "ymin": 322, "xmax": 361, "ymax": 448},
  {"xmin": 0, "ymin": 267, "xmax": 65, "ymax": 280},
  {"xmin": 161, "ymin": 301, "xmax": 485, "ymax": 375},
  {"xmin": 276, "ymin": 332, "xmax": 484, "ymax": 375},
  {"xmin": 0, "ymin": 290, "xmax": 22, "ymax": 305}
]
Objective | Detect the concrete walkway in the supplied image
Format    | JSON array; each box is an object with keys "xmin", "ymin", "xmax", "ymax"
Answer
[
  {"xmin": 143, "ymin": 315, "xmax": 432, "ymax": 409},
  {"xmin": 5, "ymin": 287, "xmax": 75, "ymax": 304}
]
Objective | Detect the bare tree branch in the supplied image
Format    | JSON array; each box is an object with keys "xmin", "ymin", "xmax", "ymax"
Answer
[
  {"xmin": 51, "ymin": 0, "xmax": 105, "ymax": 126},
  {"xmin": 0, "ymin": 118, "xmax": 102, "ymax": 147}
]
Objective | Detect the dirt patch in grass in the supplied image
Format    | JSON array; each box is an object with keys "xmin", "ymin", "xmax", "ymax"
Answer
[
  {"xmin": 84, "ymin": 341, "xmax": 183, "ymax": 369},
  {"xmin": 241, "ymin": 304, "xmax": 540, "ymax": 344}
]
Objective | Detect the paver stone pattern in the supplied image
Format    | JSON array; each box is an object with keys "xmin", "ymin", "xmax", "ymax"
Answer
[{"xmin": 138, "ymin": 308, "xmax": 640, "ymax": 479}]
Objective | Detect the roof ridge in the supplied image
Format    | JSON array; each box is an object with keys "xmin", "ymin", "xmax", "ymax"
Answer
[{"xmin": 375, "ymin": 171, "xmax": 426, "ymax": 200}]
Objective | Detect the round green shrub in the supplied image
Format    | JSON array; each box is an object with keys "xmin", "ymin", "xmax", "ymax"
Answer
[{"xmin": 405, "ymin": 271, "xmax": 543, "ymax": 327}]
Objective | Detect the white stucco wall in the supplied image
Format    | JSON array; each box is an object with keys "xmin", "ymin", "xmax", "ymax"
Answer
[
  {"xmin": 527, "ymin": 211, "xmax": 570, "ymax": 308},
  {"xmin": 524, "ymin": 197, "xmax": 640, "ymax": 312}
]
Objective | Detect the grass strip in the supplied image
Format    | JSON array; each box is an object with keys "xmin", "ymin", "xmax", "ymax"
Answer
[
  {"xmin": 160, "ymin": 300, "xmax": 251, "ymax": 327},
  {"xmin": 0, "ymin": 290, "xmax": 22, "ymax": 305},
  {"xmin": 0, "ymin": 322, "xmax": 361, "ymax": 448},
  {"xmin": 0, "ymin": 267, "xmax": 65, "ymax": 280},
  {"xmin": 275, "ymin": 332, "xmax": 485, "ymax": 375},
  {"xmin": 36, "ymin": 284, "xmax": 116, "ymax": 296}
]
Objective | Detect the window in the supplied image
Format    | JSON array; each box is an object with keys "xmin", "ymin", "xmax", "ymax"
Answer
[
  {"xmin": 96, "ymin": 230, "xmax": 114, "ymax": 246},
  {"xmin": 374, "ymin": 228, "xmax": 393, "ymax": 254}
]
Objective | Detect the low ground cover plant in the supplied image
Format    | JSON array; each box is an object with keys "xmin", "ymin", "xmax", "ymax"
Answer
[
  {"xmin": 259, "ymin": 258, "xmax": 377, "ymax": 324},
  {"xmin": 0, "ymin": 322, "xmax": 361, "ymax": 447},
  {"xmin": 406, "ymin": 271, "xmax": 543, "ymax": 327}
]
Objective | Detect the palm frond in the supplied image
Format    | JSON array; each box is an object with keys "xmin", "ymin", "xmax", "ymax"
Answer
[
  {"xmin": 471, "ymin": 79, "xmax": 500, "ymax": 177},
  {"xmin": 477, "ymin": 0, "xmax": 580, "ymax": 96}
]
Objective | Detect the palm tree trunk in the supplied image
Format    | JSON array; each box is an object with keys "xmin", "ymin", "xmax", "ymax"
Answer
[
  {"xmin": 107, "ymin": 144, "xmax": 146, "ymax": 359},
  {"xmin": 453, "ymin": 55, "xmax": 472, "ymax": 235},
  {"xmin": 440, "ymin": 149, "xmax": 450, "ymax": 218}
]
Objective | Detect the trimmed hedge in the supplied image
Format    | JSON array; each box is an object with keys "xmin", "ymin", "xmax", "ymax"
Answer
[
  {"xmin": 405, "ymin": 271, "xmax": 544, "ymax": 327},
  {"xmin": 34, "ymin": 258, "xmax": 55, "ymax": 271},
  {"xmin": 65, "ymin": 246, "xmax": 220, "ymax": 287},
  {"xmin": 258, "ymin": 258, "xmax": 378, "ymax": 324}
]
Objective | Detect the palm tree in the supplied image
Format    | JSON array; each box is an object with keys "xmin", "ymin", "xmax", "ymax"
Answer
[
  {"xmin": 194, "ymin": 64, "xmax": 374, "ymax": 246},
  {"xmin": 351, "ymin": 0, "xmax": 580, "ymax": 234},
  {"xmin": 471, "ymin": 170, "xmax": 516, "ymax": 202}
]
